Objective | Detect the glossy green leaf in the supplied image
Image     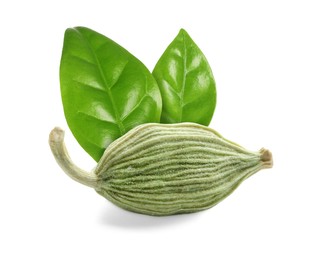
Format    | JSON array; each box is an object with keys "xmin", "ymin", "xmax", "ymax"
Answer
[
  {"xmin": 60, "ymin": 27, "xmax": 162, "ymax": 161},
  {"xmin": 152, "ymin": 29, "xmax": 216, "ymax": 126}
]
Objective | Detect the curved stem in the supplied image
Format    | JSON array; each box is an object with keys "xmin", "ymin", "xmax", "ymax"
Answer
[{"xmin": 49, "ymin": 127, "xmax": 98, "ymax": 188}]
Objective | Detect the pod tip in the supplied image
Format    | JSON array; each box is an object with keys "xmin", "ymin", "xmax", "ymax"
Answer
[{"xmin": 260, "ymin": 148, "xmax": 273, "ymax": 168}]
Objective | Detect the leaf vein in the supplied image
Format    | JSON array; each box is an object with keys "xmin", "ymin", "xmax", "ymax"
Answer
[
  {"xmin": 77, "ymin": 111, "xmax": 117, "ymax": 125},
  {"xmin": 122, "ymin": 75, "xmax": 150, "ymax": 121},
  {"xmin": 122, "ymin": 94, "xmax": 152, "ymax": 122},
  {"xmin": 162, "ymin": 79, "xmax": 181, "ymax": 99},
  {"xmin": 69, "ymin": 54, "xmax": 95, "ymax": 66},
  {"xmin": 72, "ymin": 79, "xmax": 107, "ymax": 94},
  {"xmin": 110, "ymin": 61, "xmax": 129, "ymax": 89}
]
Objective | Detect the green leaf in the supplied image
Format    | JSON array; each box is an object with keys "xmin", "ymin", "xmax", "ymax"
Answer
[
  {"xmin": 152, "ymin": 29, "xmax": 216, "ymax": 126},
  {"xmin": 60, "ymin": 27, "xmax": 162, "ymax": 161}
]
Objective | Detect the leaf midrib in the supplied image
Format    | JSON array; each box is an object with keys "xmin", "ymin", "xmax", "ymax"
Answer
[
  {"xmin": 179, "ymin": 32, "xmax": 187, "ymax": 122},
  {"xmin": 75, "ymin": 29, "xmax": 126, "ymax": 135}
]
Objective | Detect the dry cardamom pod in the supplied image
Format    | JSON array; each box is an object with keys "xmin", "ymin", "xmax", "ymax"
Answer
[{"xmin": 49, "ymin": 123, "xmax": 273, "ymax": 216}]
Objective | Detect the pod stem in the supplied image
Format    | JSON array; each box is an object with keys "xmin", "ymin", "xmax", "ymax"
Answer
[
  {"xmin": 259, "ymin": 148, "xmax": 273, "ymax": 169},
  {"xmin": 49, "ymin": 127, "xmax": 98, "ymax": 189}
]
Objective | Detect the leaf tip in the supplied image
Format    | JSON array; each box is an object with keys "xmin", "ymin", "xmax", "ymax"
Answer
[
  {"xmin": 177, "ymin": 28, "xmax": 192, "ymax": 42},
  {"xmin": 178, "ymin": 28, "xmax": 190, "ymax": 37},
  {"xmin": 64, "ymin": 26, "xmax": 92, "ymax": 36},
  {"xmin": 179, "ymin": 28, "xmax": 187, "ymax": 34},
  {"xmin": 72, "ymin": 26, "xmax": 89, "ymax": 32}
]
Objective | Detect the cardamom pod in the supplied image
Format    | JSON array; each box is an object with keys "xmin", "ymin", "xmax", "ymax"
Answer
[{"xmin": 49, "ymin": 123, "xmax": 273, "ymax": 216}]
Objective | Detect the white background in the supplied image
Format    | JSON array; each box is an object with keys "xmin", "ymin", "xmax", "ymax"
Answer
[{"xmin": 1, "ymin": 0, "xmax": 314, "ymax": 259}]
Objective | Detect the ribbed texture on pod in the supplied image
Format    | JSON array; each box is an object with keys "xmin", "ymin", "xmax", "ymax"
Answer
[{"xmin": 94, "ymin": 123, "xmax": 272, "ymax": 216}]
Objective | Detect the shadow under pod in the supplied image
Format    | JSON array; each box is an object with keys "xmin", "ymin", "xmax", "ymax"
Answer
[{"xmin": 98, "ymin": 203, "xmax": 203, "ymax": 229}]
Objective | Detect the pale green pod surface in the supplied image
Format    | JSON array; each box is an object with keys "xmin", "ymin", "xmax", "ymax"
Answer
[{"xmin": 49, "ymin": 123, "xmax": 273, "ymax": 216}]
